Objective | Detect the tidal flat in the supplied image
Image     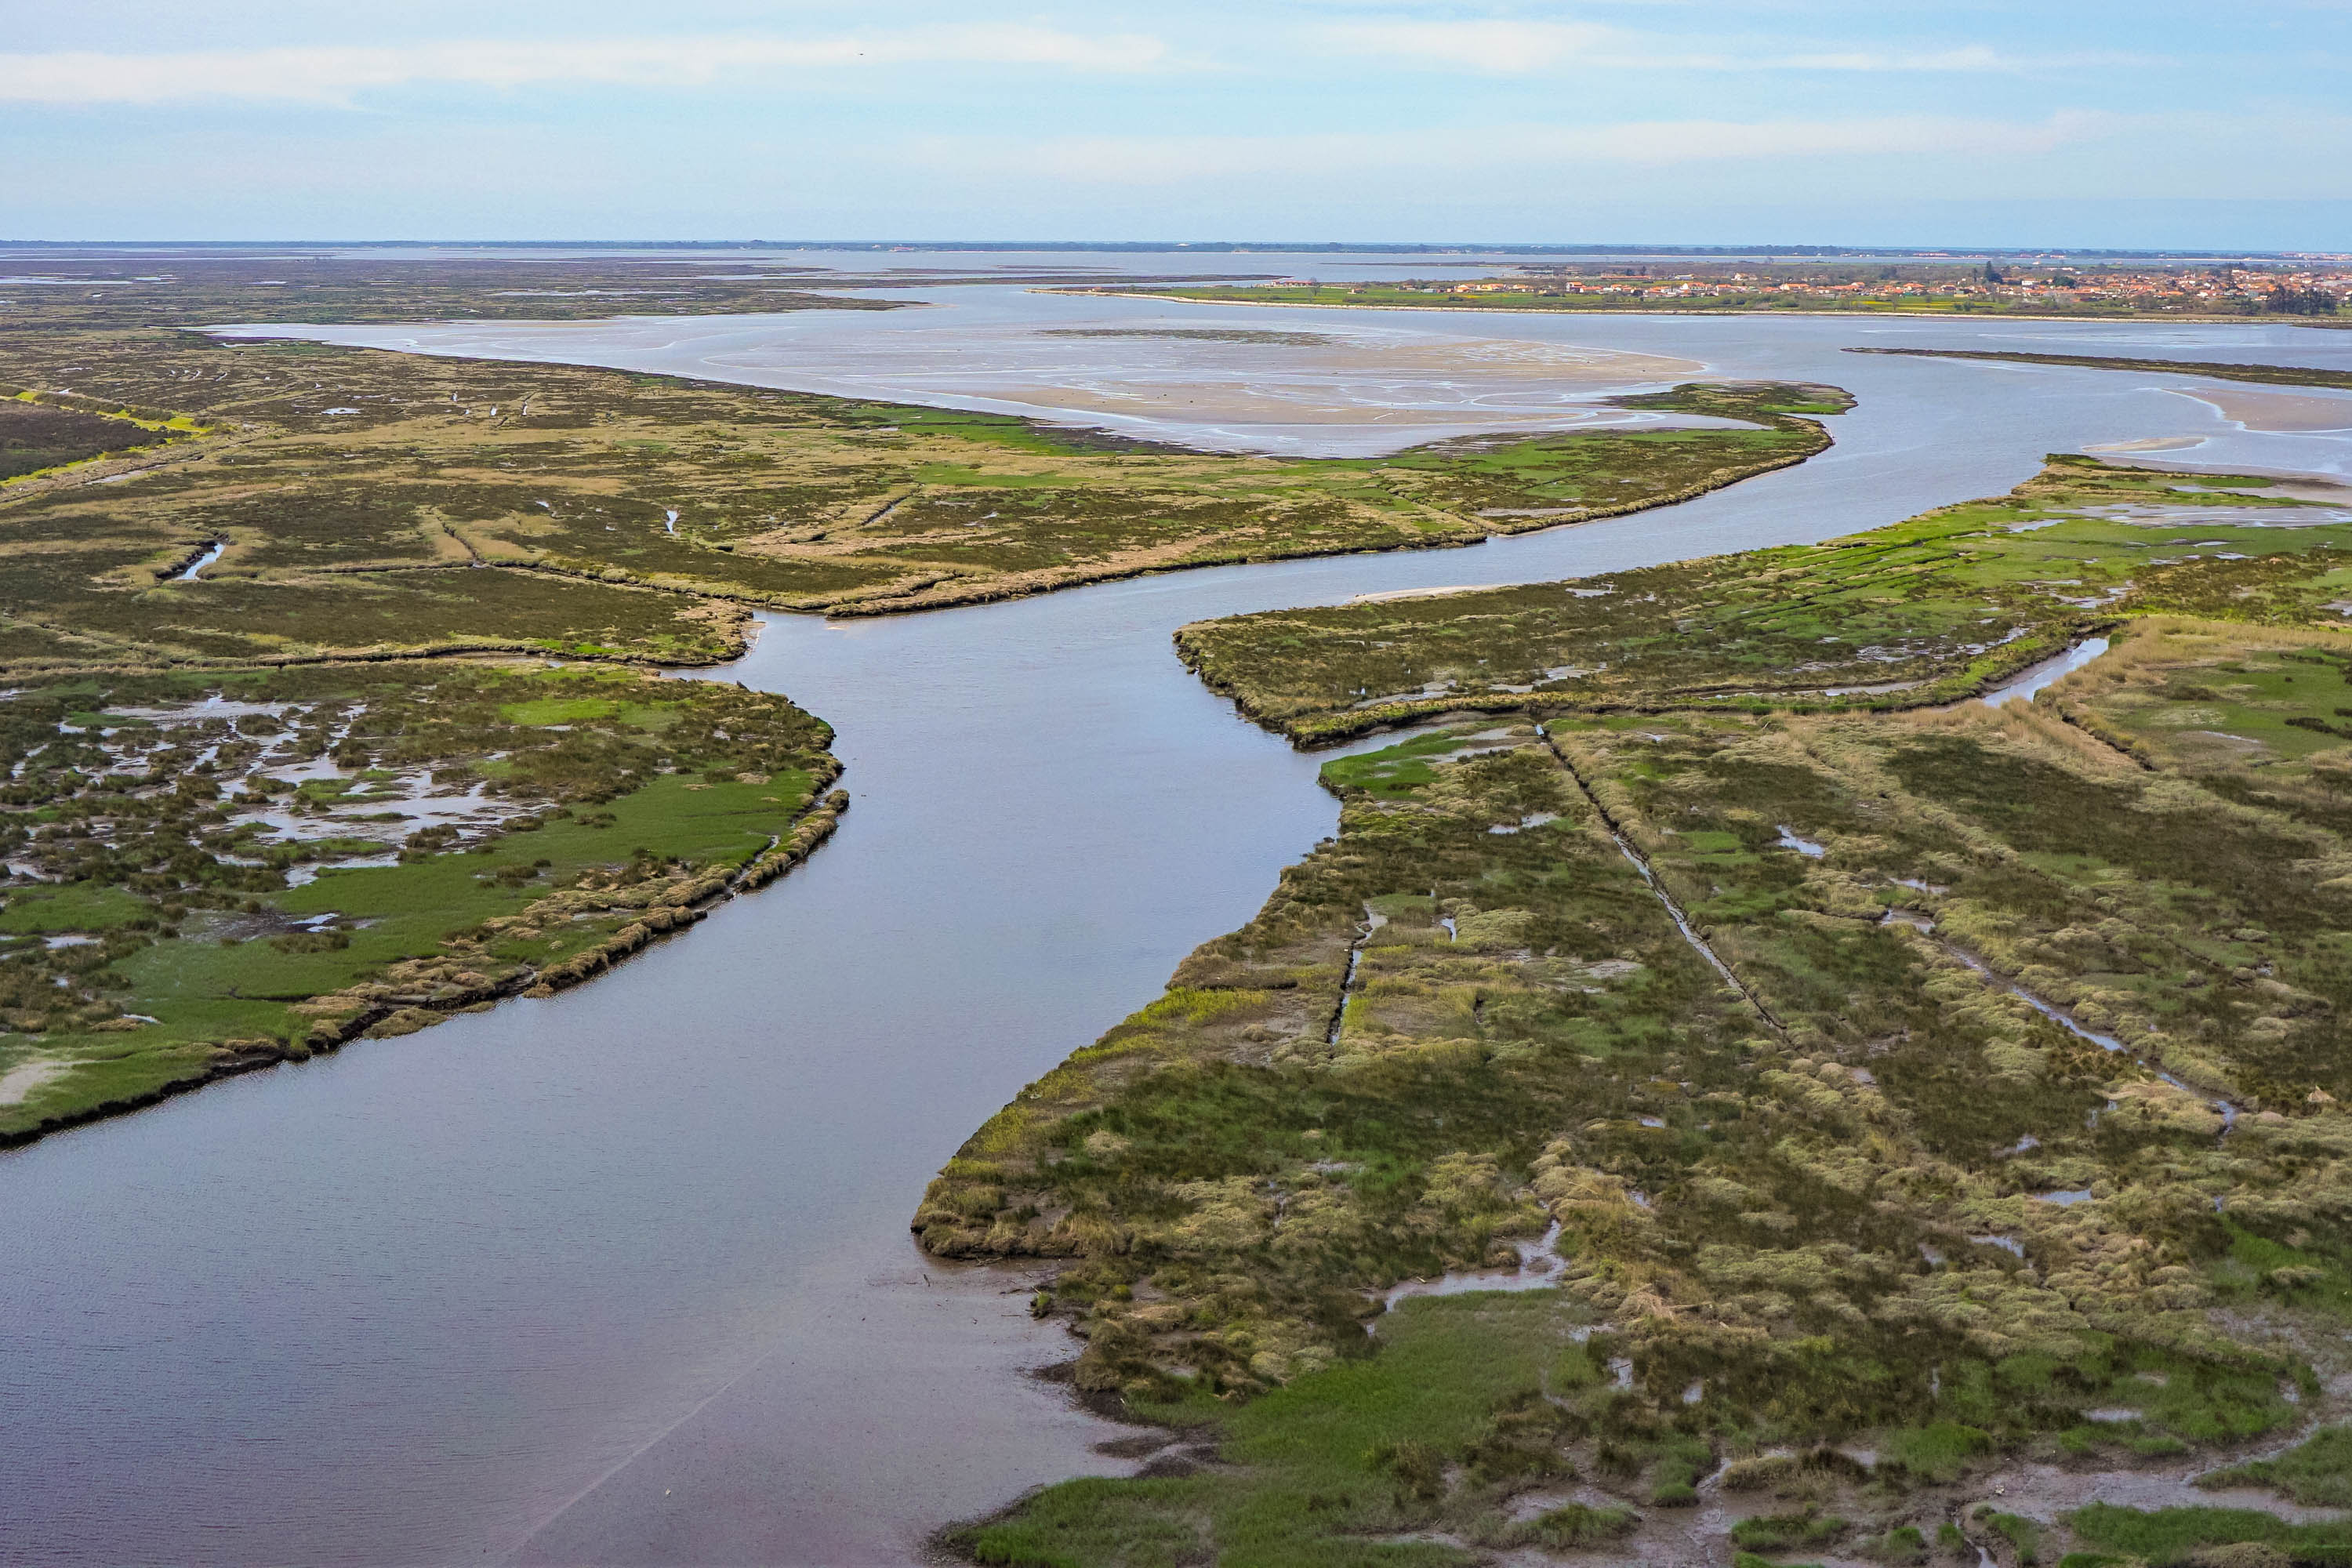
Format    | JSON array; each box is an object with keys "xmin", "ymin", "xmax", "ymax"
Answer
[{"xmin": 928, "ymin": 460, "xmax": 2352, "ymax": 1566}]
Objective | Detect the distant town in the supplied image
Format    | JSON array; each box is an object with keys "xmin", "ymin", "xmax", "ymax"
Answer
[{"xmin": 1206, "ymin": 256, "xmax": 2352, "ymax": 319}]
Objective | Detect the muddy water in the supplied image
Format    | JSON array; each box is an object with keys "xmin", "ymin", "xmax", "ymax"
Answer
[{"xmin": 7, "ymin": 285, "xmax": 2352, "ymax": 1566}]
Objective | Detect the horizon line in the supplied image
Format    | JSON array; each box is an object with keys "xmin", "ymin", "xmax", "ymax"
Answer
[{"xmin": 2, "ymin": 239, "xmax": 2347, "ymax": 260}]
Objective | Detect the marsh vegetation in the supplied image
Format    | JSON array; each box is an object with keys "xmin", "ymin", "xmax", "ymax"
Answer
[
  {"xmin": 0, "ymin": 659, "xmax": 838, "ymax": 1142},
  {"xmin": 927, "ymin": 461, "xmax": 2352, "ymax": 1565},
  {"xmin": 0, "ymin": 282, "xmax": 1845, "ymax": 1142},
  {"xmin": 1177, "ymin": 456, "xmax": 2352, "ymax": 742},
  {"xmin": 0, "ymin": 255, "xmax": 914, "ymax": 330},
  {"xmin": 0, "ymin": 391, "xmax": 198, "ymax": 482}
]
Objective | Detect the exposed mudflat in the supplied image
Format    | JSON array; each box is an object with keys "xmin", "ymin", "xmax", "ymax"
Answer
[{"xmin": 2171, "ymin": 382, "xmax": 2352, "ymax": 434}]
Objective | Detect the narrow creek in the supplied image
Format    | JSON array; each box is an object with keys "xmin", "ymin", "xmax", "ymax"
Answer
[
  {"xmin": 1377, "ymin": 1221, "xmax": 1569, "ymax": 1319},
  {"xmin": 2, "ymin": 305, "xmax": 2348, "ymax": 1566},
  {"xmin": 1935, "ymin": 937, "xmax": 2243, "ymax": 1134},
  {"xmin": 169, "ymin": 539, "xmax": 227, "ymax": 582},
  {"xmin": 1974, "ymin": 635, "xmax": 2113, "ymax": 709},
  {"xmin": 1541, "ymin": 728, "xmax": 1788, "ymax": 1036}
]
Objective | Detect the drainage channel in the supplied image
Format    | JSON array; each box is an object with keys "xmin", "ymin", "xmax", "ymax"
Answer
[
  {"xmin": 1373, "ymin": 1221, "xmax": 1568, "ymax": 1329},
  {"xmin": 1930, "ymin": 934, "xmax": 2241, "ymax": 1135},
  {"xmin": 1324, "ymin": 909, "xmax": 1392, "ymax": 1048},
  {"xmin": 169, "ymin": 539, "xmax": 227, "ymax": 582},
  {"xmin": 1538, "ymin": 727, "xmax": 1789, "ymax": 1039}
]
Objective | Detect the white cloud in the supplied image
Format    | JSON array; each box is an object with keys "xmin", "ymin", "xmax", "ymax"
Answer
[
  {"xmin": 1319, "ymin": 20, "xmax": 1622, "ymax": 72},
  {"xmin": 1316, "ymin": 20, "xmax": 2149, "ymax": 74},
  {"xmin": 0, "ymin": 27, "xmax": 1170, "ymax": 106},
  {"xmin": 933, "ymin": 113, "xmax": 2117, "ymax": 185}
]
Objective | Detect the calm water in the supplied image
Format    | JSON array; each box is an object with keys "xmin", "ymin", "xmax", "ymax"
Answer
[{"xmin": 8, "ymin": 274, "xmax": 2352, "ymax": 1566}]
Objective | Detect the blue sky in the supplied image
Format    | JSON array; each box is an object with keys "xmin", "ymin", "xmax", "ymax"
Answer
[{"xmin": 5, "ymin": 1, "xmax": 2347, "ymax": 249}]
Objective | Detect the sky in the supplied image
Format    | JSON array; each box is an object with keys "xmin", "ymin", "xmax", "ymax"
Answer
[{"xmin": 3, "ymin": 1, "xmax": 2348, "ymax": 249}]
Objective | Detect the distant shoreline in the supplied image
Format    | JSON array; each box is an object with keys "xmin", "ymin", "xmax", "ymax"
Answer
[{"xmin": 1047, "ymin": 286, "xmax": 2352, "ymax": 331}]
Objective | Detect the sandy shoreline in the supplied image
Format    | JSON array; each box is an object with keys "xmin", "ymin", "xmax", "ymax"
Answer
[{"xmin": 2164, "ymin": 383, "xmax": 2352, "ymax": 433}]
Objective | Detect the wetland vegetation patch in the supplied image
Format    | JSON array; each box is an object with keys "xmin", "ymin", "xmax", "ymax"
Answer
[
  {"xmin": 1176, "ymin": 456, "xmax": 2352, "ymax": 742},
  {"xmin": 0, "ymin": 392, "xmax": 194, "ymax": 482},
  {"xmin": 0, "ymin": 659, "xmax": 839, "ymax": 1143}
]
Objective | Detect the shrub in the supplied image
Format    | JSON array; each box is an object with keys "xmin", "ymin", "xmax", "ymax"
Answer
[
  {"xmin": 1733, "ymin": 1509, "xmax": 1849, "ymax": 1552},
  {"xmin": 1365, "ymin": 1439, "xmax": 1447, "ymax": 1502},
  {"xmin": 1526, "ymin": 1502, "xmax": 1637, "ymax": 1548}
]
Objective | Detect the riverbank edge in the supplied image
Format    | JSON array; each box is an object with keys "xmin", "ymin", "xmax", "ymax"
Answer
[
  {"xmin": 0, "ymin": 627, "xmax": 757, "ymax": 687},
  {"xmin": 1846, "ymin": 345, "xmax": 2352, "ymax": 393}
]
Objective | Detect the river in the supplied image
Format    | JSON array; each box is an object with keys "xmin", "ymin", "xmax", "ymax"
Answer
[{"xmin": 5, "ymin": 271, "xmax": 2351, "ymax": 1566}]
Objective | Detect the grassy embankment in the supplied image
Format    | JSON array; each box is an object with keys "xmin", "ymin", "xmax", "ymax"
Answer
[
  {"xmin": 1846, "ymin": 348, "xmax": 2352, "ymax": 394},
  {"xmin": 1124, "ymin": 281, "xmax": 2347, "ymax": 325},
  {"xmin": 0, "ymin": 660, "xmax": 841, "ymax": 1144},
  {"xmin": 0, "ymin": 319, "xmax": 1849, "ymax": 662},
  {"xmin": 925, "ymin": 459, "xmax": 2352, "ymax": 1564}
]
